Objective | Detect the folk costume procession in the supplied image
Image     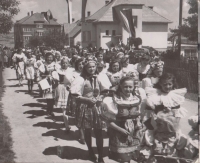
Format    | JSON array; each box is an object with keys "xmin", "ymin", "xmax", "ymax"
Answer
[
  {"xmin": 9, "ymin": 37, "xmax": 198, "ymax": 163},
  {"xmin": 4, "ymin": 0, "xmax": 197, "ymax": 162}
]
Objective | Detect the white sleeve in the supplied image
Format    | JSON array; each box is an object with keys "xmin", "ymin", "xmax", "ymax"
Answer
[
  {"xmin": 12, "ymin": 53, "xmax": 17, "ymax": 62},
  {"xmin": 70, "ymin": 76, "xmax": 84, "ymax": 96},
  {"xmin": 52, "ymin": 71, "xmax": 59, "ymax": 81},
  {"xmin": 142, "ymin": 78, "xmax": 153, "ymax": 89},
  {"xmin": 64, "ymin": 73, "xmax": 74, "ymax": 87},
  {"xmin": 97, "ymin": 73, "xmax": 112, "ymax": 91}
]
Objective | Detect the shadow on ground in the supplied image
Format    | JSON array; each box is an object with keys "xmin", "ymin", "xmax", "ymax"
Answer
[
  {"xmin": 42, "ymin": 129, "xmax": 80, "ymax": 141},
  {"xmin": 33, "ymin": 122, "xmax": 64, "ymax": 130},
  {"xmin": 43, "ymin": 146, "xmax": 109, "ymax": 160},
  {"xmin": 23, "ymin": 103, "xmax": 46, "ymax": 108},
  {"xmin": 24, "ymin": 110, "xmax": 47, "ymax": 118}
]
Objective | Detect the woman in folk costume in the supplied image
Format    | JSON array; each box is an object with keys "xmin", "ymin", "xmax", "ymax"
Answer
[
  {"xmin": 101, "ymin": 76, "xmax": 146, "ymax": 163},
  {"xmin": 55, "ymin": 51, "xmax": 62, "ymax": 65},
  {"xmin": 66, "ymin": 57, "xmax": 85, "ymax": 143},
  {"xmin": 12, "ymin": 48, "xmax": 26, "ymax": 86},
  {"xmin": 95, "ymin": 51, "xmax": 109, "ymax": 74},
  {"xmin": 106, "ymin": 58, "xmax": 123, "ymax": 90},
  {"xmin": 135, "ymin": 111, "xmax": 198, "ymax": 163},
  {"xmin": 144, "ymin": 73, "xmax": 187, "ymax": 122},
  {"xmin": 70, "ymin": 56, "xmax": 111, "ymax": 163},
  {"xmin": 67, "ymin": 57, "xmax": 84, "ymax": 115},
  {"xmin": 120, "ymin": 55, "xmax": 135, "ymax": 75},
  {"xmin": 25, "ymin": 52, "xmax": 36, "ymax": 93},
  {"xmin": 53, "ymin": 57, "xmax": 74, "ymax": 132},
  {"xmin": 133, "ymin": 53, "xmax": 151, "ymax": 81},
  {"xmin": 142, "ymin": 58, "xmax": 164, "ymax": 89},
  {"xmin": 38, "ymin": 52, "xmax": 60, "ymax": 117}
]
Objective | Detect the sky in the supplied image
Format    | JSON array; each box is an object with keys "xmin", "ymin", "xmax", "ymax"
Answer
[{"xmin": 13, "ymin": 0, "xmax": 191, "ymax": 30}]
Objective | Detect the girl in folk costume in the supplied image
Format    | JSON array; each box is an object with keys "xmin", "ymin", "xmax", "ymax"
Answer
[
  {"xmin": 106, "ymin": 58, "xmax": 123, "ymax": 90},
  {"xmin": 38, "ymin": 52, "xmax": 60, "ymax": 117},
  {"xmin": 70, "ymin": 56, "xmax": 111, "ymax": 163},
  {"xmin": 12, "ymin": 48, "xmax": 27, "ymax": 86},
  {"xmin": 101, "ymin": 76, "xmax": 146, "ymax": 163},
  {"xmin": 142, "ymin": 59, "xmax": 164, "ymax": 89},
  {"xmin": 144, "ymin": 73, "xmax": 187, "ymax": 122},
  {"xmin": 25, "ymin": 52, "xmax": 36, "ymax": 93},
  {"xmin": 34, "ymin": 55, "xmax": 45, "ymax": 82},
  {"xmin": 53, "ymin": 58, "xmax": 74, "ymax": 132},
  {"xmin": 136, "ymin": 112, "xmax": 198, "ymax": 163}
]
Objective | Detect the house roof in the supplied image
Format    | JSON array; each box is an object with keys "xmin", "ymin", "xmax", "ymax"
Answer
[
  {"xmin": 63, "ymin": 22, "xmax": 81, "ymax": 38},
  {"xmin": 86, "ymin": 0, "xmax": 172, "ymax": 23},
  {"xmin": 16, "ymin": 12, "xmax": 60, "ymax": 25}
]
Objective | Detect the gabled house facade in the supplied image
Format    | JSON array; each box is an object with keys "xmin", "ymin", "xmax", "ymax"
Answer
[
  {"xmin": 81, "ymin": 0, "xmax": 172, "ymax": 51},
  {"xmin": 14, "ymin": 10, "xmax": 61, "ymax": 48}
]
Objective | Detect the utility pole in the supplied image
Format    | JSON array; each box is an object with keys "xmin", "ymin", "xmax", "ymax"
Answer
[{"xmin": 178, "ymin": 0, "xmax": 183, "ymax": 61}]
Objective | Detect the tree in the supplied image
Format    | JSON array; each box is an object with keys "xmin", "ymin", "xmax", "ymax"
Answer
[
  {"xmin": 28, "ymin": 36, "xmax": 43, "ymax": 48},
  {"xmin": 0, "ymin": 0, "xmax": 20, "ymax": 34},
  {"xmin": 42, "ymin": 30, "xmax": 67, "ymax": 49},
  {"xmin": 170, "ymin": 0, "xmax": 198, "ymax": 41}
]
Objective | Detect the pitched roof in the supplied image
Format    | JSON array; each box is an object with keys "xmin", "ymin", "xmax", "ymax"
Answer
[
  {"xmin": 69, "ymin": 25, "xmax": 81, "ymax": 38},
  {"xmin": 63, "ymin": 23, "xmax": 77, "ymax": 34},
  {"xmin": 63, "ymin": 22, "xmax": 81, "ymax": 38},
  {"xmin": 16, "ymin": 13, "xmax": 60, "ymax": 25},
  {"xmin": 86, "ymin": 0, "xmax": 172, "ymax": 23}
]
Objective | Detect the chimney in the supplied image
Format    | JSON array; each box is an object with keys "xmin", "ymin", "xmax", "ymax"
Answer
[
  {"xmin": 148, "ymin": 6, "xmax": 154, "ymax": 10},
  {"xmin": 31, "ymin": 11, "xmax": 33, "ymax": 15},
  {"xmin": 72, "ymin": 18, "xmax": 75, "ymax": 22},
  {"xmin": 105, "ymin": 0, "xmax": 109, "ymax": 4},
  {"xmin": 27, "ymin": 12, "xmax": 30, "ymax": 16},
  {"xmin": 87, "ymin": 11, "xmax": 91, "ymax": 17}
]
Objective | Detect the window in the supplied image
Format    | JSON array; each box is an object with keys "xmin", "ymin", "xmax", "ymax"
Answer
[
  {"xmin": 23, "ymin": 28, "xmax": 31, "ymax": 32},
  {"xmin": 184, "ymin": 49, "xmax": 197, "ymax": 58},
  {"xmin": 37, "ymin": 24, "xmax": 43, "ymax": 28},
  {"xmin": 106, "ymin": 30, "xmax": 109, "ymax": 36},
  {"xmin": 112, "ymin": 30, "xmax": 116, "ymax": 36},
  {"xmin": 87, "ymin": 31, "xmax": 91, "ymax": 41},
  {"xmin": 24, "ymin": 36, "xmax": 30, "ymax": 41},
  {"xmin": 133, "ymin": 16, "xmax": 138, "ymax": 27},
  {"xmin": 38, "ymin": 32, "xmax": 43, "ymax": 36}
]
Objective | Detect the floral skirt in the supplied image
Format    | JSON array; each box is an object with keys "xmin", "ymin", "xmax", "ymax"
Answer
[
  {"xmin": 108, "ymin": 119, "xmax": 141, "ymax": 162},
  {"xmin": 76, "ymin": 102, "xmax": 105, "ymax": 129}
]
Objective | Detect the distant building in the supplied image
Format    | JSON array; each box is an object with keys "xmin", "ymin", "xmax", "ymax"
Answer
[
  {"xmin": 81, "ymin": 0, "xmax": 172, "ymax": 50},
  {"xmin": 63, "ymin": 21, "xmax": 81, "ymax": 46},
  {"xmin": 168, "ymin": 34, "xmax": 198, "ymax": 59},
  {"xmin": 14, "ymin": 10, "xmax": 61, "ymax": 48}
]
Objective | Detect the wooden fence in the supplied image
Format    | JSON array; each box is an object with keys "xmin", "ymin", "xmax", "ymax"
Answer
[{"xmin": 163, "ymin": 59, "xmax": 198, "ymax": 93}]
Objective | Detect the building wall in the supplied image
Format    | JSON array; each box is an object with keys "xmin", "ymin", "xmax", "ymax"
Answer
[
  {"xmin": 73, "ymin": 32, "xmax": 82, "ymax": 46},
  {"xmin": 142, "ymin": 22, "xmax": 168, "ymax": 50},
  {"xmin": 18, "ymin": 24, "xmax": 61, "ymax": 47},
  {"xmin": 81, "ymin": 22, "xmax": 97, "ymax": 48},
  {"xmin": 96, "ymin": 23, "xmax": 121, "ymax": 49}
]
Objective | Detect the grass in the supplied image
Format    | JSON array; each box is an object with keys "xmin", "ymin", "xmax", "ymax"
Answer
[{"xmin": 0, "ymin": 69, "xmax": 15, "ymax": 163}]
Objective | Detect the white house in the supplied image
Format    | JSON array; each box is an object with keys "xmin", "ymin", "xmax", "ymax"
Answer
[
  {"xmin": 81, "ymin": 0, "xmax": 172, "ymax": 51},
  {"xmin": 63, "ymin": 22, "xmax": 81, "ymax": 46}
]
